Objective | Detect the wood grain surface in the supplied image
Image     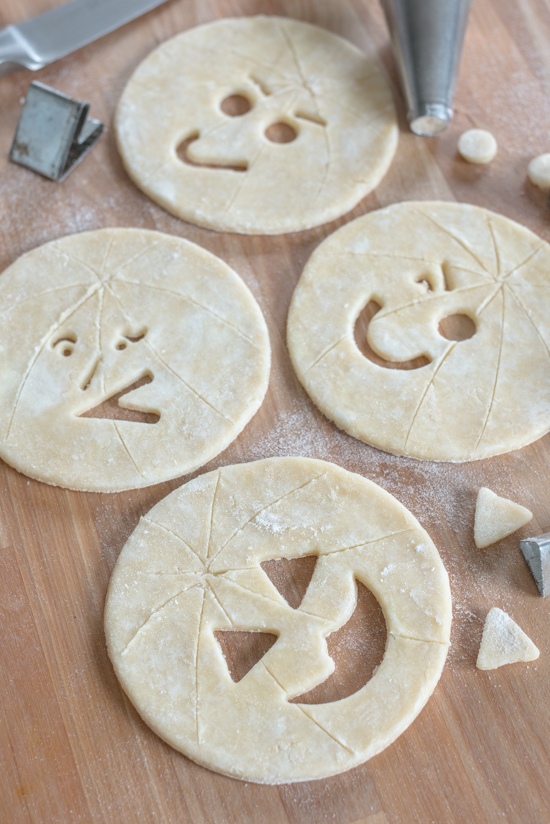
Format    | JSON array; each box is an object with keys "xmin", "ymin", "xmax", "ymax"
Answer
[{"xmin": 1, "ymin": 1, "xmax": 550, "ymax": 822}]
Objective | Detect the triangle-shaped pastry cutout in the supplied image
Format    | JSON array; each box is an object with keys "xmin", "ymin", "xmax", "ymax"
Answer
[
  {"xmin": 215, "ymin": 631, "xmax": 278, "ymax": 682},
  {"xmin": 474, "ymin": 487, "xmax": 532, "ymax": 548},
  {"xmin": 476, "ymin": 608, "xmax": 539, "ymax": 670},
  {"xmin": 260, "ymin": 555, "xmax": 317, "ymax": 608}
]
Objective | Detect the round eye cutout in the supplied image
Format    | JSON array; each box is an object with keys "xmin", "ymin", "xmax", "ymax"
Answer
[
  {"xmin": 52, "ymin": 334, "xmax": 77, "ymax": 357},
  {"xmin": 438, "ymin": 314, "xmax": 476, "ymax": 341},
  {"xmin": 220, "ymin": 94, "xmax": 252, "ymax": 117},
  {"xmin": 264, "ymin": 121, "xmax": 297, "ymax": 144}
]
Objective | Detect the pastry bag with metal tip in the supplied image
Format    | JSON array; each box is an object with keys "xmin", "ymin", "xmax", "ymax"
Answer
[{"xmin": 381, "ymin": 0, "xmax": 473, "ymax": 136}]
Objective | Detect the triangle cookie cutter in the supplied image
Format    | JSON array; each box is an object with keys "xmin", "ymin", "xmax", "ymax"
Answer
[
  {"xmin": 9, "ymin": 81, "xmax": 103, "ymax": 181},
  {"xmin": 520, "ymin": 532, "xmax": 550, "ymax": 597}
]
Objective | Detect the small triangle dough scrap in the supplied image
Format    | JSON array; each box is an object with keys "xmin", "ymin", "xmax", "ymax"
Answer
[
  {"xmin": 474, "ymin": 487, "xmax": 532, "ymax": 549},
  {"xmin": 477, "ymin": 607, "xmax": 539, "ymax": 670}
]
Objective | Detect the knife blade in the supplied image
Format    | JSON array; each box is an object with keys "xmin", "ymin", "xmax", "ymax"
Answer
[{"xmin": 0, "ymin": 0, "xmax": 169, "ymax": 75}]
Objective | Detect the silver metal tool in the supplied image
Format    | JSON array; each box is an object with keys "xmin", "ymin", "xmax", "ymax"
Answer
[
  {"xmin": 520, "ymin": 533, "xmax": 550, "ymax": 597},
  {"xmin": 9, "ymin": 81, "xmax": 103, "ymax": 180},
  {"xmin": 0, "ymin": 0, "xmax": 169, "ymax": 76},
  {"xmin": 380, "ymin": 0, "xmax": 472, "ymax": 136}
]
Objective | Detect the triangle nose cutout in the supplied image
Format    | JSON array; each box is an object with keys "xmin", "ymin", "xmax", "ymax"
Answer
[
  {"xmin": 260, "ymin": 555, "xmax": 318, "ymax": 609},
  {"xmin": 215, "ymin": 631, "xmax": 278, "ymax": 682}
]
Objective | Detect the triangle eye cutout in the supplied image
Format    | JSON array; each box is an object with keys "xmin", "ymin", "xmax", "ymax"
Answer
[
  {"xmin": 215, "ymin": 631, "xmax": 278, "ymax": 683},
  {"xmin": 260, "ymin": 555, "xmax": 318, "ymax": 609}
]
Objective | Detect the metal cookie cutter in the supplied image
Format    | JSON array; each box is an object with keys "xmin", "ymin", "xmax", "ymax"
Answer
[
  {"xmin": 9, "ymin": 81, "xmax": 103, "ymax": 181},
  {"xmin": 520, "ymin": 532, "xmax": 550, "ymax": 597},
  {"xmin": 381, "ymin": 0, "xmax": 472, "ymax": 136}
]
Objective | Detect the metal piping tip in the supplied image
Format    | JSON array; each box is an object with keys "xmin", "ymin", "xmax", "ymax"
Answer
[
  {"xmin": 409, "ymin": 104, "xmax": 451, "ymax": 137},
  {"xmin": 381, "ymin": 0, "xmax": 472, "ymax": 136}
]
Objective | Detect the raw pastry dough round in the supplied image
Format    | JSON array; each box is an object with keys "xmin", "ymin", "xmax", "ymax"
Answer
[
  {"xmin": 287, "ymin": 201, "xmax": 550, "ymax": 461},
  {"xmin": 115, "ymin": 16, "xmax": 398, "ymax": 235},
  {"xmin": 105, "ymin": 457, "xmax": 451, "ymax": 784},
  {"xmin": 0, "ymin": 229, "xmax": 270, "ymax": 491}
]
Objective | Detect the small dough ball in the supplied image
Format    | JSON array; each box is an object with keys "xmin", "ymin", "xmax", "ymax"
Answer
[
  {"xmin": 528, "ymin": 154, "xmax": 550, "ymax": 189},
  {"xmin": 457, "ymin": 129, "xmax": 497, "ymax": 164}
]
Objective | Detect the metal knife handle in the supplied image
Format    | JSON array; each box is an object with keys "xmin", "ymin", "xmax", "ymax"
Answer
[{"xmin": 0, "ymin": 25, "xmax": 44, "ymax": 75}]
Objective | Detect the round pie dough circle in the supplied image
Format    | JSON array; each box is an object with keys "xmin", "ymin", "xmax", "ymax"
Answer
[
  {"xmin": 115, "ymin": 16, "xmax": 398, "ymax": 235},
  {"xmin": 0, "ymin": 229, "xmax": 270, "ymax": 491},
  {"xmin": 105, "ymin": 457, "xmax": 451, "ymax": 784},
  {"xmin": 287, "ymin": 201, "xmax": 550, "ymax": 461}
]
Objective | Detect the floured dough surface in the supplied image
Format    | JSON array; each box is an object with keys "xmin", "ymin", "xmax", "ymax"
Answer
[
  {"xmin": 105, "ymin": 457, "xmax": 451, "ymax": 783},
  {"xmin": 115, "ymin": 16, "xmax": 398, "ymax": 235},
  {"xmin": 0, "ymin": 229, "xmax": 270, "ymax": 491},
  {"xmin": 477, "ymin": 608, "xmax": 539, "ymax": 670},
  {"xmin": 474, "ymin": 487, "xmax": 532, "ymax": 549},
  {"xmin": 287, "ymin": 201, "xmax": 550, "ymax": 461}
]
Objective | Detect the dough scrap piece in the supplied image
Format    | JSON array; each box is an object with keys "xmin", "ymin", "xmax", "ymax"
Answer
[
  {"xmin": 474, "ymin": 487, "xmax": 532, "ymax": 549},
  {"xmin": 115, "ymin": 16, "xmax": 398, "ymax": 235},
  {"xmin": 0, "ymin": 229, "xmax": 270, "ymax": 491},
  {"xmin": 457, "ymin": 129, "xmax": 497, "ymax": 164},
  {"xmin": 476, "ymin": 607, "xmax": 539, "ymax": 670},
  {"xmin": 105, "ymin": 457, "xmax": 451, "ymax": 783},
  {"xmin": 528, "ymin": 153, "xmax": 550, "ymax": 189},
  {"xmin": 287, "ymin": 201, "xmax": 550, "ymax": 461}
]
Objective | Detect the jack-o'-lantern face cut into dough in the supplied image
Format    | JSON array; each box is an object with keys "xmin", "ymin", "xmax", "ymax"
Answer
[
  {"xmin": 0, "ymin": 229, "xmax": 270, "ymax": 491},
  {"xmin": 288, "ymin": 202, "xmax": 550, "ymax": 461},
  {"xmin": 115, "ymin": 17, "xmax": 398, "ymax": 235},
  {"xmin": 105, "ymin": 458, "xmax": 451, "ymax": 784}
]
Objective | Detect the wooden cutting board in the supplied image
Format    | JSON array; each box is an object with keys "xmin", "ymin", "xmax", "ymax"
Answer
[{"xmin": 1, "ymin": 1, "xmax": 550, "ymax": 822}]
